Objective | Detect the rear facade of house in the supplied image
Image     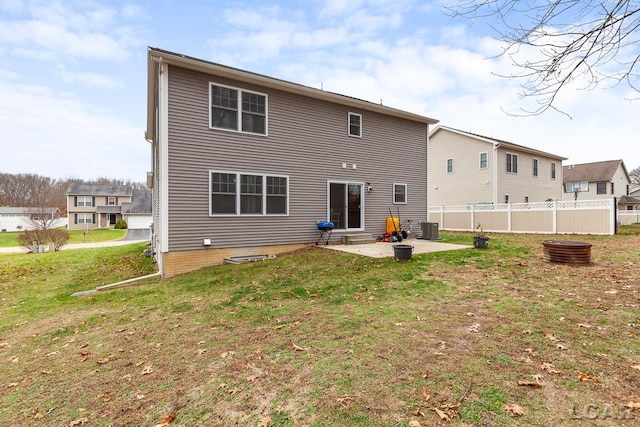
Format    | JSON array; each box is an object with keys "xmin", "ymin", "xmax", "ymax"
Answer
[{"xmin": 146, "ymin": 47, "xmax": 438, "ymax": 277}]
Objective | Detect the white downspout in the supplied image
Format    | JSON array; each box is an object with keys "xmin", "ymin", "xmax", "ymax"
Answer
[{"xmin": 493, "ymin": 143, "xmax": 501, "ymax": 204}]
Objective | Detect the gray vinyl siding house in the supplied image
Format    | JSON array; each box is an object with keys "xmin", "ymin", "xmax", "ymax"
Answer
[{"xmin": 146, "ymin": 47, "xmax": 438, "ymax": 277}]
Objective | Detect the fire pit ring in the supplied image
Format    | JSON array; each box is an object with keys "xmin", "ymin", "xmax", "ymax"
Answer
[{"xmin": 542, "ymin": 241, "xmax": 592, "ymax": 265}]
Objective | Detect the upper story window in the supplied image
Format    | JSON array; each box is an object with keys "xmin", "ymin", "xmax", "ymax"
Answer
[
  {"xmin": 479, "ymin": 152, "xmax": 488, "ymax": 169},
  {"xmin": 506, "ymin": 153, "xmax": 518, "ymax": 174},
  {"xmin": 393, "ymin": 183, "xmax": 407, "ymax": 204},
  {"xmin": 107, "ymin": 197, "xmax": 117, "ymax": 206},
  {"xmin": 210, "ymin": 171, "xmax": 288, "ymax": 216},
  {"xmin": 565, "ymin": 181, "xmax": 588, "ymax": 192},
  {"xmin": 210, "ymin": 83, "xmax": 267, "ymax": 135},
  {"xmin": 550, "ymin": 162, "xmax": 557, "ymax": 179},
  {"xmin": 532, "ymin": 158, "xmax": 539, "ymax": 177},
  {"xmin": 348, "ymin": 113, "xmax": 362, "ymax": 137},
  {"xmin": 446, "ymin": 158, "xmax": 454, "ymax": 174},
  {"xmin": 596, "ymin": 182, "xmax": 607, "ymax": 194},
  {"xmin": 76, "ymin": 196, "xmax": 93, "ymax": 207}
]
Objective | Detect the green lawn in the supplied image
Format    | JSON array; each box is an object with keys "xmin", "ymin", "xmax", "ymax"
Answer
[
  {"xmin": 1, "ymin": 229, "xmax": 639, "ymax": 426},
  {"xmin": 0, "ymin": 228, "xmax": 127, "ymax": 247}
]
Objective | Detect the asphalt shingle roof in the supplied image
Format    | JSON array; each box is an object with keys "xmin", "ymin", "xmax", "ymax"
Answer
[{"xmin": 563, "ymin": 160, "xmax": 624, "ymax": 183}]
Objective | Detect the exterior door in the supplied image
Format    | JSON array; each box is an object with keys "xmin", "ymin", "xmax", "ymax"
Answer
[
  {"xmin": 109, "ymin": 214, "xmax": 117, "ymax": 225},
  {"xmin": 329, "ymin": 182, "xmax": 363, "ymax": 230}
]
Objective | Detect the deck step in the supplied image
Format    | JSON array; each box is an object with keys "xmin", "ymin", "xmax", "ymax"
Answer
[{"xmin": 342, "ymin": 234, "xmax": 376, "ymax": 245}]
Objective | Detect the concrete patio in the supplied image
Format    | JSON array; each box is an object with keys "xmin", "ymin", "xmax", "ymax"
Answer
[{"xmin": 322, "ymin": 238, "xmax": 471, "ymax": 258}]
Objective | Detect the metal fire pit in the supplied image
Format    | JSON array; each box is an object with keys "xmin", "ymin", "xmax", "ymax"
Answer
[{"xmin": 542, "ymin": 241, "xmax": 592, "ymax": 265}]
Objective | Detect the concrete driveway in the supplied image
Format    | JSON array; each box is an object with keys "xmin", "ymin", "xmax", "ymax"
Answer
[{"xmin": 323, "ymin": 238, "xmax": 471, "ymax": 258}]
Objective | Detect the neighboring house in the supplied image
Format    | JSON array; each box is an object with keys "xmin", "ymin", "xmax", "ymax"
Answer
[
  {"xmin": 66, "ymin": 184, "xmax": 133, "ymax": 230},
  {"xmin": 145, "ymin": 47, "xmax": 438, "ymax": 277},
  {"xmin": 561, "ymin": 160, "xmax": 632, "ymax": 206},
  {"xmin": 0, "ymin": 207, "xmax": 64, "ymax": 231},
  {"xmin": 121, "ymin": 190, "xmax": 153, "ymax": 229},
  {"xmin": 428, "ymin": 126, "xmax": 566, "ymax": 206}
]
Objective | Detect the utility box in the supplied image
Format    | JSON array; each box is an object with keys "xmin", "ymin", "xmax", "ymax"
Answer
[{"xmin": 421, "ymin": 222, "xmax": 439, "ymax": 240}]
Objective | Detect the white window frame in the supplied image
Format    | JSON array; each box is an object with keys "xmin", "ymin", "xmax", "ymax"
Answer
[
  {"xmin": 209, "ymin": 82, "xmax": 268, "ymax": 135},
  {"xmin": 565, "ymin": 181, "xmax": 589, "ymax": 193},
  {"xmin": 77, "ymin": 213, "xmax": 94, "ymax": 224},
  {"xmin": 348, "ymin": 112, "xmax": 362, "ymax": 137},
  {"xmin": 506, "ymin": 153, "xmax": 518, "ymax": 174},
  {"xmin": 479, "ymin": 151, "xmax": 488, "ymax": 169},
  {"xmin": 77, "ymin": 196, "xmax": 93, "ymax": 207},
  {"xmin": 596, "ymin": 182, "xmax": 607, "ymax": 194},
  {"xmin": 209, "ymin": 170, "xmax": 288, "ymax": 217},
  {"xmin": 107, "ymin": 197, "xmax": 117, "ymax": 206},
  {"xmin": 446, "ymin": 158, "xmax": 454, "ymax": 174},
  {"xmin": 532, "ymin": 158, "xmax": 539, "ymax": 177},
  {"xmin": 393, "ymin": 183, "xmax": 407, "ymax": 204}
]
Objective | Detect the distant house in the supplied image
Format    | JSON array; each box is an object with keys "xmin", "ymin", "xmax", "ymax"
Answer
[
  {"xmin": 561, "ymin": 160, "xmax": 632, "ymax": 206},
  {"xmin": 0, "ymin": 207, "xmax": 63, "ymax": 231},
  {"xmin": 66, "ymin": 184, "xmax": 133, "ymax": 230},
  {"xmin": 428, "ymin": 126, "xmax": 566, "ymax": 206},
  {"xmin": 145, "ymin": 47, "xmax": 439, "ymax": 277}
]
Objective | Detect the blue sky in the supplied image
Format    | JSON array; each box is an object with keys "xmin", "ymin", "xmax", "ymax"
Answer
[{"xmin": 1, "ymin": 0, "xmax": 638, "ymax": 182}]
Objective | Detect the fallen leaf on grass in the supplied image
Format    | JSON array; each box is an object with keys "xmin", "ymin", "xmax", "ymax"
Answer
[
  {"xmin": 69, "ymin": 417, "xmax": 88, "ymax": 426},
  {"xmin": 260, "ymin": 415, "xmax": 272, "ymax": 427},
  {"xmin": 409, "ymin": 420, "xmax": 423, "ymax": 427},
  {"xmin": 140, "ymin": 365, "xmax": 154, "ymax": 375},
  {"xmin": 197, "ymin": 349, "xmax": 207, "ymax": 355},
  {"xmin": 632, "ymin": 364, "xmax": 640, "ymax": 371},
  {"xmin": 433, "ymin": 407, "xmax": 449, "ymax": 420},
  {"xmin": 97, "ymin": 354, "xmax": 116, "ymax": 364},
  {"xmin": 504, "ymin": 403, "xmax": 526, "ymax": 416},
  {"xmin": 578, "ymin": 373, "xmax": 598, "ymax": 382},
  {"xmin": 79, "ymin": 352, "xmax": 91, "ymax": 362},
  {"xmin": 518, "ymin": 380, "xmax": 544, "ymax": 388},
  {"xmin": 422, "ymin": 387, "xmax": 430, "ymax": 401},
  {"xmin": 545, "ymin": 334, "xmax": 560, "ymax": 342},
  {"xmin": 292, "ymin": 343, "xmax": 307, "ymax": 351},
  {"xmin": 625, "ymin": 402, "xmax": 640, "ymax": 411},
  {"xmin": 247, "ymin": 375, "xmax": 259, "ymax": 382},
  {"xmin": 34, "ymin": 412, "xmax": 44, "ymax": 420},
  {"xmin": 154, "ymin": 412, "xmax": 176, "ymax": 426},
  {"xmin": 541, "ymin": 362, "xmax": 561, "ymax": 374}
]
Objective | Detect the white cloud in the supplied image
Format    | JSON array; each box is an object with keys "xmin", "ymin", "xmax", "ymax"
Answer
[{"xmin": 0, "ymin": 83, "xmax": 146, "ymax": 181}]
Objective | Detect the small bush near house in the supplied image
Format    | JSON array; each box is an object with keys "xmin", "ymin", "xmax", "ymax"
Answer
[
  {"xmin": 1, "ymin": 228, "xmax": 6, "ymax": 232},
  {"xmin": 114, "ymin": 220, "xmax": 128, "ymax": 229},
  {"xmin": 17, "ymin": 228, "xmax": 70, "ymax": 251}
]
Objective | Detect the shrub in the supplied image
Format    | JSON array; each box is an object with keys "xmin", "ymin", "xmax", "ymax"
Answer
[
  {"xmin": 114, "ymin": 220, "xmax": 128, "ymax": 229},
  {"xmin": 17, "ymin": 229, "xmax": 70, "ymax": 252},
  {"xmin": 1, "ymin": 228, "xmax": 6, "ymax": 233}
]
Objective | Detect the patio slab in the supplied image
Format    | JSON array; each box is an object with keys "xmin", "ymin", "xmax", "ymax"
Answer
[{"xmin": 322, "ymin": 238, "xmax": 472, "ymax": 258}]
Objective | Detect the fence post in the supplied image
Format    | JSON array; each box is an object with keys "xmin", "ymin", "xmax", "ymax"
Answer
[
  {"xmin": 553, "ymin": 200, "xmax": 557, "ymax": 233},
  {"xmin": 507, "ymin": 202, "xmax": 512, "ymax": 232},
  {"xmin": 470, "ymin": 204, "xmax": 474, "ymax": 232},
  {"xmin": 611, "ymin": 197, "xmax": 616, "ymax": 235},
  {"xmin": 440, "ymin": 205, "xmax": 444, "ymax": 229}
]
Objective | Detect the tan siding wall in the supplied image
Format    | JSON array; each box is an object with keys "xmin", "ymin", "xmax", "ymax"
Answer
[
  {"xmin": 428, "ymin": 132, "xmax": 493, "ymax": 205},
  {"xmin": 165, "ymin": 66, "xmax": 429, "ymax": 254},
  {"xmin": 496, "ymin": 147, "xmax": 561, "ymax": 203},
  {"xmin": 162, "ymin": 243, "xmax": 309, "ymax": 278},
  {"xmin": 428, "ymin": 129, "xmax": 563, "ymax": 206}
]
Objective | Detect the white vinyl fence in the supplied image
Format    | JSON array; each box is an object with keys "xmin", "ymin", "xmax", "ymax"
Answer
[
  {"xmin": 428, "ymin": 199, "xmax": 616, "ymax": 235},
  {"xmin": 618, "ymin": 211, "xmax": 640, "ymax": 226}
]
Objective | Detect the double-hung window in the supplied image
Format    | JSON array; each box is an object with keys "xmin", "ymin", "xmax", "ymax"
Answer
[
  {"xmin": 550, "ymin": 162, "xmax": 556, "ymax": 179},
  {"xmin": 210, "ymin": 83, "xmax": 267, "ymax": 135},
  {"xmin": 393, "ymin": 183, "xmax": 407, "ymax": 204},
  {"xmin": 446, "ymin": 158, "xmax": 454, "ymax": 174},
  {"xmin": 597, "ymin": 182, "xmax": 607, "ymax": 194},
  {"xmin": 76, "ymin": 213, "xmax": 94, "ymax": 224},
  {"xmin": 565, "ymin": 181, "xmax": 588, "ymax": 193},
  {"xmin": 210, "ymin": 171, "xmax": 288, "ymax": 216},
  {"xmin": 107, "ymin": 197, "xmax": 117, "ymax": 206},
  {"xmin": 479, "ymin": 152, "xmax": 488, "ymax": 169},
  {"xmin": 532, "ymin": 159, "xmax": 538, "ymax": 177},
  {"xmin": 506, "ymin": 153, "xmax": 518, "ymax": 174},
  {"xmin": 76, "ymin": 196, "xmax": 93, "ymax": 207},
  {"xmin": 348, "ymin": 113, "xmax": 362, "ymax": 137}
]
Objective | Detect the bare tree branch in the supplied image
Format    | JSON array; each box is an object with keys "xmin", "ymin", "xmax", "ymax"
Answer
[{"xmin": 445, "ymin": 0, "xmax": 640, "ymax": 115}]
